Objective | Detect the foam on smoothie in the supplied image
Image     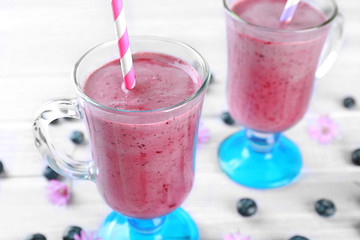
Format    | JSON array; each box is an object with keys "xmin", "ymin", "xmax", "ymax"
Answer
[
  {"xmin": 231, "ymin": 0, "xmax": 326, "ymax": 30},
  {"xmin": 83, "ymin": 52, "xmax": 200, "ymax": 111}
]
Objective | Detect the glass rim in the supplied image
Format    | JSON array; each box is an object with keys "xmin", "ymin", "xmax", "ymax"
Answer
[
  {"xmin": 73, "ymin": 36, "xmax": 211, "ymax": 114},
  {"xmin": 223, "ymin": 0, "xmax": 338, "ymax": 33}
]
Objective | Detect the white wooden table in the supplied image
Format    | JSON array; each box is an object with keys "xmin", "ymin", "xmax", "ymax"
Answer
[{"xmin": 1, "ymin": 0, "xmax": 360, "ymax": 239}]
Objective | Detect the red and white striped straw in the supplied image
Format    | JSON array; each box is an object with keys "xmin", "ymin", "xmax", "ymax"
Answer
[
  {"xmin": 111, "ymin": 0, "xmax": 136, "ymax": 90},
  {"xmin": 280, "ymin": 0, "xmax": 301, "ymax": 23}
]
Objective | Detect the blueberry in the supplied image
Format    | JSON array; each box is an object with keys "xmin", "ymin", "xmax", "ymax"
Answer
[
  {"xmin": 351, "ymin": 149, "xmax": 360, "ymax": 166},
  {"xmin": 43, "ymin": 166, "xmax": 59, "ymax": 180},
  {"xmin": 221, "ymin": 111, "xmax": 236, "ymax": 125},
  {"xmin": 289, "ymin": 235, "xmax": 309, "ymax": 240},
  {"xmin": 50, "ymin": 118, "xmax": 60, "ymax": 125},
  {"xmin": 343, "ymin": 97, "xmax": 356, "ymax": 109},
  {"xmin": 236, "ymin": 198, "xmax": 257, "ymax": 217},
  {"xmin": 209, "ymin": 72, "xmax": 215, "ymax": 84},
  {"xmin": 26, "ymin": 233, "xmax": 47, "ymax": 240},
  {"xmin": 64, "ymin": 117, "xmax": 76, "ymax": 121},
  {"xmin": 315, "ymin": 199, "xmax": 336, "ymax": 217},
  {"xmin": 0, "ymin": 160, "xmax": 4, "ymax": 174},
  {"xmin": 70, "ymin": 130, "xmax": 85, "ymax": 145},
  {"xmin": 63, "ymin": 226, "xmax": 82, "ymax": 240}
]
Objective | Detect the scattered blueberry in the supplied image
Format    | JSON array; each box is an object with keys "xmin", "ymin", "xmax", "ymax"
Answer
[
  {"xmin": 63, "ymin": 226, "xmax": 82, "ymax": 240},
  {"xmin": 315, "ymin": 199, "xmax": 336, "ymax": 217},
  {"xmin": 70, "ymin": 130, "xmax": 85, "ymax": 145},
  {"xmin": 221, "ymin": 111, "xmax": 236, "ymax": 125},
  {"xmin": 26, "ymin": 233, "xmax": 47, "ymax": 240},
  {"xmin": 209, "ymin": 72, "xmax": 215, "ymax": 84},
  {"xmin": 289, "ymin": 235, "xmax": 309, "ymax": 240},
  {"xmin": 43, "ymin": 166, "xmax": 59, "ymax": 180},
  {"xmin": 50, "ymin": 118, "xmax": 60, "ymax": 125},
  {"xmin": 351, "ymin": 149, "xmax": 360, "ymax": 166},
  {"xmin": 236, "ymin": 198, "xmax": 257, "ymax": 217},
  {"xmin": 0, "ymin": 160, "xmax": 4, "ymax": 174},
  {"xmin": 343, "ymin": 96, "xmax": 356, "ymax": 109},
  {"xmin": 64, "ymin": 117, "xmax": 76, "ymax": 121}
]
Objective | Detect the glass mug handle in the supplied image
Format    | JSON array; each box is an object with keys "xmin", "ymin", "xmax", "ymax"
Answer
[
  {"xmin": 315, "ymin": 13, "xmax": 344, "ymax": 79},
  {"xmin": 33, "ymin": 98, "xmax": 95, "ymax": 181}
]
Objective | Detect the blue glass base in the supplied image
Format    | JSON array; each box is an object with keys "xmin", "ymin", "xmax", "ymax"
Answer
[
  {"xmin": 218, "ymin": 130, "xmax": 302, "ymax": 189},
  {"xmin": 97, "ymin": 208, "xmax": 199, "ymax": 240}
]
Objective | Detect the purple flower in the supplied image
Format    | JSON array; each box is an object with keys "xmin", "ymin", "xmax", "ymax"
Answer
[
  {"xmin": 223, "ymin": 232, "xmax": 251, "ymax": 240},
  {"xmin": 197, "ymin": 121, "xmax": 210, "ymax": 147},
  {"xmin": 47, "ymin": 180, "xmax": 71, "ymax": 206},
  {"xmin": 74, "ymin": 230, "xmax": 101, "ymax": 240},
  {"xmin": 308, "ymin": 115, "xmax": 339, "ymax": 144}
]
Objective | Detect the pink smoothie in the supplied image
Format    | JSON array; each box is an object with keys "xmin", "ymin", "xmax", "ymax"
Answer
[
  {"xmin": 82, "ymin": 52, "xmax": 202, "ymax": 219},
  {"xmin": 226, "ymin": 0, "xmax": 330, "ymax": 132}
]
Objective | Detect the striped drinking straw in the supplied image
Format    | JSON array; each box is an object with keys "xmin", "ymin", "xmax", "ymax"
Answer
[
  {"xmin": 111, "ymin": 0, "xmax": 136, "ymax": 90},
  {"xmin": 280, "ymin": 0, "xmax": 301, "ymax": 23}
]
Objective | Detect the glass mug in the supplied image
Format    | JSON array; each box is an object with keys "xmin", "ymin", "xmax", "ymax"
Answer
[
  {"xmin": 219, "ymin": 0, "xmax": 343, "ymax": 189},
  {"xmin": 33, "ymin": 36, "xmax": 210, "ymax": 239}
]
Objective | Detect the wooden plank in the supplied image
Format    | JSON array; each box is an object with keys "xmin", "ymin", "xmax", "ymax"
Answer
[{"xmin": 0, "ymin": 177, "xmax": 108, "ymax": 239}]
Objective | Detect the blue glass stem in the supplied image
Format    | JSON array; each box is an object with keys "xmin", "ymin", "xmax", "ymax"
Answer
[
  {"xmin": 245, "ymin": 129, "xmax": 280, "ymax": 153},
  {"xmin": 218, "ymin": 128, "xmax": 302, "ymax": 189},
  {"xmin": 127, "ymin": 216, "xmax": 166, "ymax": 234},
  {"xmin": 97, "ymin": 208, "xmax": 199, "ymax": 239}
]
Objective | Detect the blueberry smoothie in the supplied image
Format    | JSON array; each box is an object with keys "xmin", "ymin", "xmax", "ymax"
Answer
[
  {"xmin": 82, "ymin": 52, "xmax": 203, "ymax": 219},
  {"xmin": 226, "ymin": 0, "xmax": 330, "ymax": 132}
]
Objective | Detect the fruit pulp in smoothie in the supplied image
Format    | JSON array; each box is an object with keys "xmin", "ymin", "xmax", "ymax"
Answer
[
  {"xmin": 226, "ymin": 0, "xmax": 330, "ymax": 132},
  {"xmin": 82, "ymin": 52, "xmax": 203, "ymax": 219}
]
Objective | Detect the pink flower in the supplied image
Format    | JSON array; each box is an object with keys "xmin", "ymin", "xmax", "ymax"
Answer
[
  {"xmin": 223, "ymin": 232, "xmax": 251, "ymax": 240},
  {"xmin": 47, "ymin": 179, "xmax": 71, "ymax": 206},
  {"xmin": 74, "ymin": 230, "xmax": 101, "ymax": 240},
  {"xmin": 308, "ymin": 115, "xmax": 339, "ymax": 144},
  {"xmin": 197, "ymin": 121, "xmax": 210, "ymax": 147}
]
